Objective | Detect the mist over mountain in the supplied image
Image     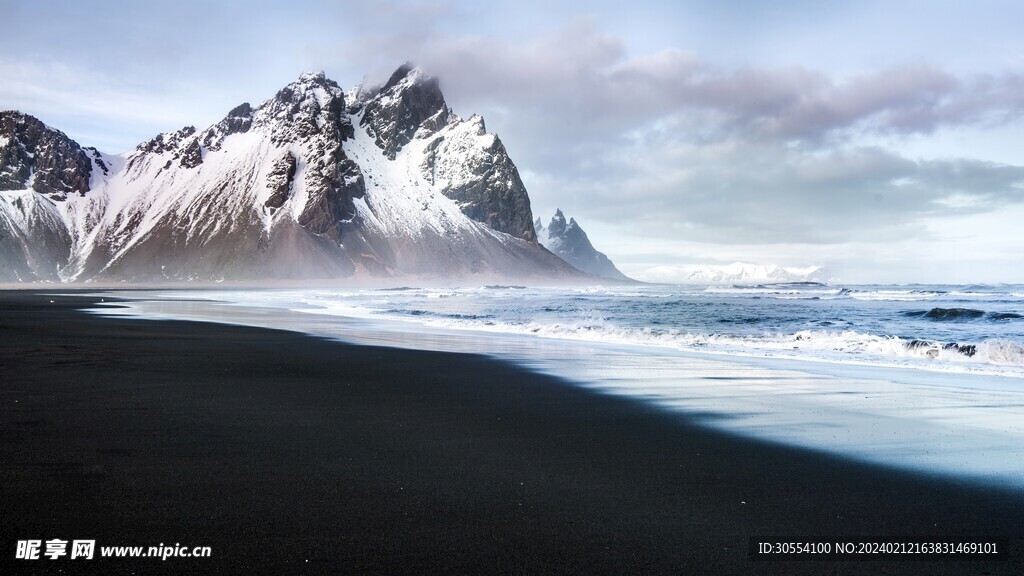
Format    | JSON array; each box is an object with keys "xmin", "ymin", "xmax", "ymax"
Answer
[{"xmin": 0, "ymin": 66, "xmax": 580, "ymax": 283}]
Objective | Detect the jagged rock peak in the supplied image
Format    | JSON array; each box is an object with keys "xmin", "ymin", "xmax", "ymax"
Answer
[
  {"xmin": 200, "ymin": 102, "xmax": 253, "ymax": 152},
  {"xmin": 540, "ymin": 209, "xmax": 629, "ymax": 281},
  {"xmin": 361, "ymin": 63, "xmax": 450, "ymax": 159},
  {"xmin": 548, "ymin": 208, "xmax": 567, "ymax": 236},
  {"xmin": 420, "ymin": 111, "xmax": 537, "ymax": 242},
  {"xmin": 136, "ymin": 126, "xmax": 196, "ymax": 154},
  {"xmin": 0, "ymin": 69, "xmax": 589, "ymax": 282},
  {"xmin": 298, "ymin": 70, "xmax": 327, "ymax": 82},
  {"xmin": 0, "ymin": 111, "xmax": 93, "ymax": 200},
  {"xmin": 253, "ymin": 71, "xmax": 351, "ymax": 144}
]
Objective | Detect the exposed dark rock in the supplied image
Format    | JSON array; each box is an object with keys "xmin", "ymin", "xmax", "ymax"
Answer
[
  {"xmin": 264, "ymin": 152, "xmax": 297, "ymax": 209},
  {"xmin": 942, "ymin": 342, "xmax": 978, "ymax": 357},
  {"xmin": 299, "ymin": 152, "xmax": 365, "ymax": 240},
  {"xmin": 137, "ymin": 126, "xmax": 196, "ymax": 155},
  {"xmin": 421, "ymin": 117, "xmax": 536, "ymax": 242},
  {"xmin": 200, "ymin": 102, "xmax": 254, "ymax": 151},
  {"xmin": 0, "ymin": 69, "xmax": 579, "ymax": 282},
  {"xmin": 361, "ymin": 64, "xmax": 449, "ymax": 160},
  {"xmin": 0, "ymin": 111, "xmax": 93, "ymax": 201},
  {"xmin": 906, "ymin": 340, "xmax": 933, "ymax": 350},
  {"xmin": 178, "ymin": 138, "xmax": 203, "ymax": 169},
  {"xmin": 254, "ymin": 72, "xmax": 352, "ymax": 145},
  {"xmin": 245, "ymin": 72, "xmax": 366, "ymax": 241},
  {"xmin": 84, "ymin": 147, "xmax": 109, "ymax": 175}
]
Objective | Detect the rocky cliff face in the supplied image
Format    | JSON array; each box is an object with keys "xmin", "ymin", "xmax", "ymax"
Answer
[
  {"xmin": 0, "ymin": 112, "xmax": 95, "ymax": 200},
  {"xmin": 0, "ymin": 112, "xmax": 107, "ymax": 281},
  {"xmin": 422, "ymin": 116, "xmax": 537, "ymax": 242},
  {"xmin": 536, "ymin": 210, "xmax": 629, "ymax": 281},
  {"xmin": 359, "ymin": 64, "xmax": 448, "ymax": 160},
  {"xmin": 0, "ymin": 66, "xmax": 579, "ymax": 283}
]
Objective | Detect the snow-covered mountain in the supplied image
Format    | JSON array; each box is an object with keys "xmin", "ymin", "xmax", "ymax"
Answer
[
  {"xmin": 642, "ymin": 262, "xmax": 829, "ymax": 285},
  {"xmin": 0, "ymin": 65, "xmax": 580, "ymax": 283},
  {"xmin": 535, "ymin": 210, "xmax": 629, "ymax": 281}
]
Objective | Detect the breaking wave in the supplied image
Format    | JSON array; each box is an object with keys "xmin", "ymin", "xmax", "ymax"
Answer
[{"xmin": 369, "ymin": 311, "xmax": 1024, "ymax": 376}]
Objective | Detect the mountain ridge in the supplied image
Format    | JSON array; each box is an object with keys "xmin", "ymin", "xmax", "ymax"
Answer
[
  {"xmin": 535, "ymin": 209, "xmax": 629, "ymax": 281},
  {"xmin": 641, "ymin": 262, "xmax": 829, "ymax": 285},
  {"xmin": 0, "ymin": 66, "xmax": 580, "ymax": 283}
]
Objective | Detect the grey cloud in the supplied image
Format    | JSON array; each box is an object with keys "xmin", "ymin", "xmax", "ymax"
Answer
[
  {"xmin": 571, "ymin": 143, "xmax": 1024, "ymax": 245},
  {"xmin": 326, "ymin": 18, "xmax": 1024, "ymax": 188},
  {"xmin": 328, "ymin": 20, "xmax": 1024, "ymax": 252}
]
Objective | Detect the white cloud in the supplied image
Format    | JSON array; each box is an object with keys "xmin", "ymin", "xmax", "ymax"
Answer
[
  {"xmin": 4, "ymin": 3, "xmax": 1024, "ymax": 282},
  {"xmin": 0, "ymin": 57, "xmax": 234, "ymax": 152}
]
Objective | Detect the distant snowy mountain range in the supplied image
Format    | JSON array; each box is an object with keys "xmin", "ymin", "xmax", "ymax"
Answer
[
  {"xmin": 642, "ymin": 262, "xmax": 830, "ymax": 285},
  {"xmin": 0, "ymin": 65, "xmax": 623, "ymax": 283}
]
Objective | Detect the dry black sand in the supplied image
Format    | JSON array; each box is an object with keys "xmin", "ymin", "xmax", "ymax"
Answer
[{"xmin": 1, "ymin": 290, "xmax": 1022, "ymax": 574}]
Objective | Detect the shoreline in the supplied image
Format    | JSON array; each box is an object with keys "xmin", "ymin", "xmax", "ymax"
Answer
[
  {"xmin": 2, "ymin": 290, "xmax": 1022, "ymax": 574},
  {"xmin": 84, "ymin": 289, "xmax": 1024, "ymax": 489}
]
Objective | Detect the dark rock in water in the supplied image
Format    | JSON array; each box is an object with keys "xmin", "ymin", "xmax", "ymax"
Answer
[
  {"xmin": 537, "ymin": 209, "xmax": 629, "ymax": 281},
  {"xmin": 924, "ymin": 308, "xmax": 985, "ymax": 321},
  {"xmin": 907, "ymin": 308, "xmax": 986, "ymax": 321},
  {"xmin": 0, "ymin": 111, "xmax": 93, "ymax": 200},
  {"xmin": 264, "ymin": 152, "xmax": 297, "ymax": 209},
  {"xmin": 988, "ymin": 312, "xmax": 1023, "ymax": 321},
  {"xmin": 942, "ymin": 342, "xmax": 978, "ymax": 357},
  {"xmin": 906, "ymin": 339, "xmax": 977, "ymax": 358}
]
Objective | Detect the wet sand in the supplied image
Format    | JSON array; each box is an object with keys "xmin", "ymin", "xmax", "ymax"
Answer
[{"xmin": 1, "ymin": 290, "xmax": 1021, "ymax": 574}]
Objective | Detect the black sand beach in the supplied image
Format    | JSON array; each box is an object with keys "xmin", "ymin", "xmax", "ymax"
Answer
[{"xmin": 2, "ymin": 290, "xmax": 1022, "ymax": 575}]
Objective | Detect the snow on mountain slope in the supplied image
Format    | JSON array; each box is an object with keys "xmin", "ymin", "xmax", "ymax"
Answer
[
  {"xmin": 341, "ymin": 110, "xmax": 563, "ymax": 277},
  {"xmin": 0, "ymin": 111, "xmax": 96, "ymax": 281},
  {"xmin": 0, "ymin": 66, "xmax": 579, "ymax": 283},
  {"xmin": 0, "ymin": 189, "xmax": 70, "ymax": 281}
]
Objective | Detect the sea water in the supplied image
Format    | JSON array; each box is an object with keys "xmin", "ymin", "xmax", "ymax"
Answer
[{"xmin": 88, "ymin": 282, "xmax": 1024, "ymax": 488}]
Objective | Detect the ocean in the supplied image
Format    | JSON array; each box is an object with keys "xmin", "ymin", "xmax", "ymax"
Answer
[{"xmin": 89, "ymin": 282, "xmax": 1024, "ymax": 488}]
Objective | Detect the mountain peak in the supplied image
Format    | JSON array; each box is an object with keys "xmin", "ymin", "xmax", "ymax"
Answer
[
  {"xmin": 539, "ymin": 210, "xmax": 629, "ymax": 281},
  {"xmin": 250, "ymin": 72, "xmax": 350, "ymax": 145},
  {"xmin": 548, "ymin": 209, "xmax": 567, "ymax": 237},
  {"xmin": 0, "ymin": 65, "xmax": 584, "ymax": 282},
  {"xmin": 359, "ymin": 64, "xmax": 449, "ymax": 159},
  {"xmin": 298, "ymin": 70, "xmax": 327, "ymax": 83},
  {"xmin": 1, "ymin": 110, "xmax": 93, "ymax": 200},
  {"xmin": 381, "ymin": 62, "xmax": 425, "ymax": 91}
]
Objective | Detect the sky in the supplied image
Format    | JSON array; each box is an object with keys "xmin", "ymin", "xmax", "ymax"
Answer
[{"xmin": 2, "ymin": 0, "xmax": 1023, "ymax": 283}]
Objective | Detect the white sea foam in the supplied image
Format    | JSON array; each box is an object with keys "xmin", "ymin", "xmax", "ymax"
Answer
[
  {"xmin": 85, "ymin": 287, "xmax": 1024, "ymax": 488},
  {"xmin": 126, "ymin": 284, "xmax": 1024, "ymax": 379}
]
